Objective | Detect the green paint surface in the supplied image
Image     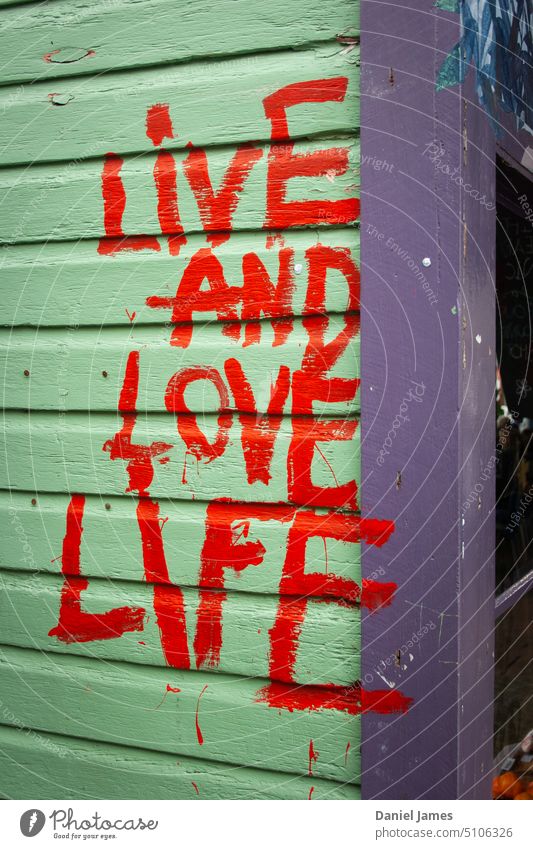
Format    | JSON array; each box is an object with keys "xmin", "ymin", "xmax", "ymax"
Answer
[{"xmin": 0, "ymin": 0, "xmax": 361, "ymax": 799}]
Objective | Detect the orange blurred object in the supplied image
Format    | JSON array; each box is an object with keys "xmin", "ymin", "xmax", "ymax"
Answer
[
  {"xmin": 498, "ymin": 772, "xmax": 524, "ymax": 799},
  {"xmin": 513, "ymin": 792, "xmax": 532, "ymax": 800},
  {"xmin": 492, "ymin": 776, "xmax": 502, "ymax": 799}
]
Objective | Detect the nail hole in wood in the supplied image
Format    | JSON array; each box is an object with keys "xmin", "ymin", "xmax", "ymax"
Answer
[
  {"xmin": 105, "ymin": 503, "xmax": 111, "ymax": 510},
  {"xmin": 102, "ymin": 370, "xmax": 108, "ymax": 378},
  {"xmin": 24, "ymin": 369, "xmax": 30, "ymax": 377},
  {"xmin": 31, "ymin": 498, "xmax": 37, "ymax": 506}
]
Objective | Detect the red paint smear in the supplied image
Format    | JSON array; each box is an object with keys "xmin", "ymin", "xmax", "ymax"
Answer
[
  {"xmin": 308, "ymin": 786, "xmax": 315, "ymax": 800},
  {"xmin": 266, "ymin": 233, "xmax": 285, "ymax": 249},
  {"xmin": 263, "ymin": 79, "xmax": 358, "ymax": 229},
  {"xmin": 191, "ymin": 781, "xmax": 200, "ymax": 796},
  {"xmin": 182, "ymin": 143, "xmax": 263, "ymax": 246},
  {"xmin": 97, "ymin": 236, "xmax": 161, "ymax": 256},
  {"xmin": 361, "ymin": 579, "xmax": 398, "ymax": 610},
  {"xmin": 166, "ymin": 684, "xmax": 181, "ymax": 694},
  {"xmin": 125, "ymin": 308, "xmax": 136, "ymax": 323},
  {"xmin": 97, "ymin": 153, "xmax": 160, "ymax": 255},
  {"xmin": 255, "ymin": 682, "xmax": 413, "ymax": 716},
  {"xmin": 146, "ymin": 103, "xmax": 174, "ymax": 147},
  {"xmin": 48, "ymin": 495, "xmax": 146, "ymax": 644},
  {"xmin": 195, "ymin": 684, "xmax": 208, "ymax": 745},
  {"xmin": 344, "ymin": 741, "xmax": 351, "ymax": 765},
  {"xmin": 308, "ymin": 740, "xmax": 318, "ymax": 776}
]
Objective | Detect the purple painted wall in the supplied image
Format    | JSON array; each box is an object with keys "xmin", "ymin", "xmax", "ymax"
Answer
[{"xmin": 361, "ymin": 0, "xmax": 497, "ymax": 799}]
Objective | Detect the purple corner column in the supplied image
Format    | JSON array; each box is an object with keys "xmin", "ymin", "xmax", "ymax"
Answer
[{"xmin": 360, "ymin": 0, "xmax": 496, "ymax": 798}]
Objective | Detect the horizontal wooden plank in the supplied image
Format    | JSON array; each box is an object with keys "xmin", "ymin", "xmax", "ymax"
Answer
[
  {"xmin": 0, "ymin": 411, "xmax": 361, "ymax": 507},
  {"xmin": 0, "ymin": 644, "xmax": 360, "ymax": 790},
  {"xmin": 0, "ymin": 46, "xmax": 359, "ymax": 166},
  {"xmin": 0, "ymin": 492, "xmax": 371, "ymax": 593},
  {"xmin": 0, "ymin": 0, "xmax": 359, "ymax": 86},
  {"xmin": 0, "ymin": 724, "xmax": 358, "ymax": 799},
  {"xmin": 0, "ymin": 316, "xmax": 360, "ymax": 414},
  {"xmin": 0, "ymin": 230, "xmax": 360, "ymax": 327},
  {"xmin": 0, "ymin": 569, "xmax": 360, "ymax": 685},
  {"xmin": 0, "ymin": 138, "xmax": 359, "ymax": 245}
]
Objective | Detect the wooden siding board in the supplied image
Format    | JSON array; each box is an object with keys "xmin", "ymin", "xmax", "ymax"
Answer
[
  {"xmin": 0, "ymin": 492, "xmax": 362, "ymax": 592},
  {"xmin": 0, "ymin": 230, "xmax": 360, "ymax": 327},
  {"xmin": 0, "ymin": 139, "xmax": 359, "ymax": 245},
  {"xmin": 0, "ymin": 46, "xmax": 359, "ymax": 166},
  {"xmin": 0, "ymin": 569, "xmax": 360, "ymax": 685},
  {"xmin": 0, "ymin": 644, "xmax": 361, "ymax": 785},
  {"xmin": 0, "ymin": 411, "xmax": 361, "ymax": 506},
  {"xmin": 0, "ymin": 317, "xmax": 360, "ymax": 414},
  {"xmin": 0, "ymin": 0, "xmax": 359, "ymax": 86}
]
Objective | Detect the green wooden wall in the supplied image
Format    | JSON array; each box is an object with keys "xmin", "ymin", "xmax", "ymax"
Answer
[{"xmin": 0, "ymin": 0, "xmax": 363, "ymax": 799}]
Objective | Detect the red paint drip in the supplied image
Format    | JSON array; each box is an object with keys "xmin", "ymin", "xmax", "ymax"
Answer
[
  {"xmin": 195, "ymin": 684, "xmax": 208, "ymax": 745},
  {"xmin": 125, "ymin": 308, "xmax": 136, "ymax": 323},
  {"xmin": 344, "ymin": 741, "xmax": 351, "ymax": 765},
  {"xmin": 308, "ymin": 740, "xmax": 318, "ymax": 776},
  {"xmin": 191, "ymin": 781, "xmax": 200, "ymax": 796},
  {"xmin": 166, "ymin": 685, "xmax": 181, "ymax": 694},
  {"xmin": 308, "ymin": 786, "xmax": 315, "ymax": 800},
  {"xmin": 146, "ymin": 103, "xmax": 174, "ymax": 147}
]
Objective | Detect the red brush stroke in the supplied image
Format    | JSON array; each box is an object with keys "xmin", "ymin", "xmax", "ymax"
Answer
[
  {"xmin": 193, "ymin": 502, "xmax": 396, "ymax": 673},
  {"xmin": 137, "ymin": 498, "xmax": 191, "ymax": 669},
  {"xmin": 192, "ymin": 781, "xmax": 200, "ymax": 796},
  {"xmin": 146, "ymin": 103, "xmax": 174, "ymax": 147},
  {"xmin": 165, "ymin": 366, "xmax": 232, "ymax": 464},
  {"xmin": 102, "ymin": 351, "xmax": 191, "ymax": 669},
  {"xmin": 146, "ymin": 245, "xmax": 299, "ymax": 346},
  {"xmin": 183, "ymin": 142, "xmax": 263, "ymax": 246},
  {"xmin": 195, "ymin": 684, "xmax": 208, "ymax": 745},
  {"xmin": 103, "ymin": 350, "xmax": 173, "ymax": 496},
  {"xmin": 224, "ymin": 358, "xmax": 291, "ymax": 485},
  {"xmin": 255, "ymin": 682, "xmax": 413, "ymax": 715},
  {"xmin": 48, "ymin": 495, "xmax": 146, "ymax": 643},
  {"xmin": 97, "ymin": 153, "xmax": 160, "ymax": 255},
  {"xmin": 153, "ymin": 150, "xmax": 187, "ymax": 252},
  {"xmin": 263, "ymin": 78, "xmax": 359, "ymax": 228},
  {"xmin": 308, "ymin": 786, "xmax": 315, "ymax": 800},
  {"xmin": 287, "ymin": 417, "xmax": 359, "ymax": 510},
  {"xmin": 146, "ymin": 248, "xmax": 240, "ymax": 347},
  {"xmin": 240, "ymin": 248, "xmax": 295, "ymax": 346}
]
